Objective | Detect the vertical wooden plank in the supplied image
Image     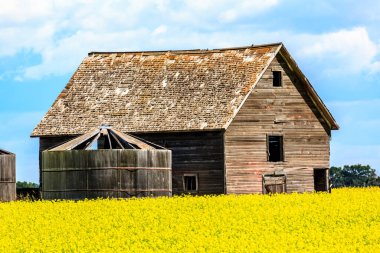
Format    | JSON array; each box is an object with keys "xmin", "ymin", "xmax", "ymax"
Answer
[
  {"xmin": 42, "ymin": 149, "xmax": 172, "ymax": 200},
  {"xmin": 0, "ymin": 153, "xmax": 16, "ymax": 201},
  {"xmin": 136, "ymin": 131, "xmax": 224, "ymax": 195}
]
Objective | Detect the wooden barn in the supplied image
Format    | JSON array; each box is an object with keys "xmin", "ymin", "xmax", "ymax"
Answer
[
  {"xmin": 31, "ymin": 42, "xmax": 338, "ymax": 195},
  {"xmin": 0, "ymin": 149, "xmax": 16, "ymax": 201}
]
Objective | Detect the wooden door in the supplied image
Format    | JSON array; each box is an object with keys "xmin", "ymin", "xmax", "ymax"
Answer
[
  {"xmin": 262, "ymin": 174, "xmax": 286, "ymax": 194},
  {"xmin": 314, "ymin": 169, "xmax": 328, "ymax": 192}
]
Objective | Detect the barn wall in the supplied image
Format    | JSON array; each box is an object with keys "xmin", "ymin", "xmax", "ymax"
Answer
[
  {"xmin": 136, "ymin": 131, "xmax": 225, "ymax": 195},
  {"xmin": 225, "ymin": 54, "xmax": 331, "ymax": 194},
  {"xmin": 39, "ymin": 131, "xmax": 225, "ymax": 196}
]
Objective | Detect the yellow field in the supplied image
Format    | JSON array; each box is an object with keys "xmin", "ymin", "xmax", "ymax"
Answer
[{"xmin": 1, "ymin": 188, "xmax": 379, "ymax": 252}]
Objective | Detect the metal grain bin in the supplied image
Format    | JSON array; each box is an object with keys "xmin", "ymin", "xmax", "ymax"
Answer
[
  {"xmin": 0, "ymin": 149, "xmax": 16, "ymax": 202},
  {"xmin": 41, "ymin": 126, "xmax": 172, "ymax": 200}
]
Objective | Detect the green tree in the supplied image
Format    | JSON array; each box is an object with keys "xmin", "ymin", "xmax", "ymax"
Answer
[
  {"xmin": 330, "ymin": 164, "xmax": 378, "ymax": 188},
  {"xmin": 342, "ymin": 164, "xmax": 377, "ymax": 187},
  {"xmin": 16, "ymin": 181, "xmax": 39, "ymax": 188},
  {"xmin": 330, "ymin": 166, "xmax": 344, "ymax": 188}
]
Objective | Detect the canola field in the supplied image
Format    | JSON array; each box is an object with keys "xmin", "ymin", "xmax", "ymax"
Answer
[{"xmin": 1, "ymin": 188, "xmax": 380, "ymax": 252}]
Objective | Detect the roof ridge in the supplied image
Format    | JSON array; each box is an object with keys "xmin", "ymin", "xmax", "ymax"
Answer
[{"xmin": 88, "ymin": 42, "xmax": 283, "ymax": 56}]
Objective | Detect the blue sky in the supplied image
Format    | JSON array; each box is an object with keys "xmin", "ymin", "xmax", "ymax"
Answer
[{"xmin": 0, "ymin": 0, "xmax": 379, "ymax": 183}]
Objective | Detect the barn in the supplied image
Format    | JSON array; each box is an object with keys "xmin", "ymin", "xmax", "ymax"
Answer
[{"xmin": 31, "ymin": 42, "xmax": 339, "ymax": 195}]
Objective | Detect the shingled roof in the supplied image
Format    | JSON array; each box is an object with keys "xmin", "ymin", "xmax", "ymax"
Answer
[{"xmin": 31, "ymin": 42, "xmax": 338, "ymax": 137}]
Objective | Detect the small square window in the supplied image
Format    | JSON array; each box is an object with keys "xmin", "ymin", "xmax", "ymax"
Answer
[
  {"xmin": 183, "ymin": 174, "xmax": 198, "ymax": 192},
  {"xmin": 273, "ymin": 71, "xmax": 282, "ymax": 87},
  {"xmin": 267, "ymin": 135, "xmax": 284, "ymax": 162}
]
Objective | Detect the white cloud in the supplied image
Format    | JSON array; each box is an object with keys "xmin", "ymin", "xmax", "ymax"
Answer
[
  {"xmin": 1, "ymin": 1, "xmax": 380, "ymax": 79},
  {"xmin": 218, "ymin": 0, "xmax": 279, "ymax": 22},
  {"xmin": 21, "ymin": 26, "xmax": 380, "ymax": 79},
  {"xmin": 0, "ymin": 0, "xmax": 282, "ymax": 79},
  {"xmin": 170, "ymin": 0, "xmax": 279, "ymax": 26},
  {"xmin": 152, "ymin": 25, "xmax": 168, "ymax": 36},
  {"xmin": 0, "ymin": 0, "xmax": 55, "ymax": 23},
  {"xmin": 24, "ymin": 28, "xmax": 150, "ymax": 79},
  {"xmin": 293, "ymin": 27, "xmax": 380, "ymax": 75}
]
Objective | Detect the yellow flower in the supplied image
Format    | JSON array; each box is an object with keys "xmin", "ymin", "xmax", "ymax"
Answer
[{"xmin": 0, "ymin": 188, "xmax": 379, "ymax": 252}]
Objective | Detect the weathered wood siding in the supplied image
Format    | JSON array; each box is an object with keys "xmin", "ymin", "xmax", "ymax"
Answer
[
  {"xmin": 42, "ymin": 149, "xmax": 171, "ymax": 199},
  {"xmin": 39, "ymin": 136, "xmax": 76, "ymax": 188},
  {"xmin": 39, "ymin": 131, "xmax": 224, "ymax": 196},
  {"xmin": 0, "ymin": 153, "xmax": 16, "ymax": 201},
  {"xmin": 225, "ymin": 54, "xmax": 331, "ymax": 194},
  {"xmin": 136, "ymin": 131, "xmax": 225, "ymax": 195}
]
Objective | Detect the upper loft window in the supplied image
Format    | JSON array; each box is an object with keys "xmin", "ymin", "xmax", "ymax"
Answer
[
  {"xmin": 268, "ymin": 135, "xmax": 284, "ymax": 162},
  {"xmin": 273, "ymin": 71, "xmax": 282, "ymax": 87}
]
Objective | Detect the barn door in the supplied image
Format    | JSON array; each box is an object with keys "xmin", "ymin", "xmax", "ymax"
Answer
[
  {"xmin": 314, "ymin": 169, "xmax": 328, "ymax": 192},
  {"xmin": 262, "ymin": 174, "xmax": 287, "ymax": 194}
]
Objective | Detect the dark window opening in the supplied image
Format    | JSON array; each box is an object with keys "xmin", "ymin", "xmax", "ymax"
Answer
[
  {"xmin": 314, "ymin": 169, "xmax": 328, "ymax": 192},
  {"xmin": 183, "ymin": 175, "xmax": 198, "ymax": 192},
  {"xmin": 268, "ymin": 135, "xmax": 283, "ymax": 162},
  {"xmin": 263, "ymin": 174, "xmax": 286, "ymax": 194},
  {"xmin": 273, "ymin": 71, "xmax": 282, "ymax": 87}
]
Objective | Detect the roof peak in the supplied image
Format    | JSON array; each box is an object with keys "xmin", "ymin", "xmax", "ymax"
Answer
[{"xmin": 88, "ymin": 42, "xmax": 283, "ymax": 56}]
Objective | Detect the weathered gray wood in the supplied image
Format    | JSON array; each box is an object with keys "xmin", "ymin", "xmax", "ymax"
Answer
[
  {"xmin": 39, "ymin": 136, "xmax": 81, "ymax": 189},
  {"xmin": 225, "ymin": 54, "xmax": 331, "ymax": 194},
  {"xmin": 136, "ymin": 131, "xmax": 224, "ymax": 195},
  {"xmin": 110, "ymin": 129, "xmax": 155, "ymax": 150},
  {"xmin": 49, "ymin": 127, "xmax": 156, "ymax": 151},
  {"xmin": 41, "ymin": 131, "xmax": 224, "ymax": 196},
  {"xmin": 0, "ymin": 152, "xmax": 16, "ymax": 201},
  {"xmin": 49, "ymin": 128, "xmax": 99, "ymax": 151},
  {"xmin": 42, "ymin": 149, "xmax": 171, "ymax": 200}
]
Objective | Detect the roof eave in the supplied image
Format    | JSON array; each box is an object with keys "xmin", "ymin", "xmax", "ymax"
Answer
[
  {"xmin": 30, "ymin": 127, "xmax": 227, "ymax": 138},
  {"xmin": 0, "ymin": 149, "xmax": 15, "ymax": 155}
]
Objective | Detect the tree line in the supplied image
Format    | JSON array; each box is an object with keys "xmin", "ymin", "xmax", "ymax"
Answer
[
  {"xmin": 330, "ymin": 164, "xmax": 380, "ymax": 188},
  {"xmin": 16, "ymin": 181, "xmax": 39, "ymax": 188}
]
